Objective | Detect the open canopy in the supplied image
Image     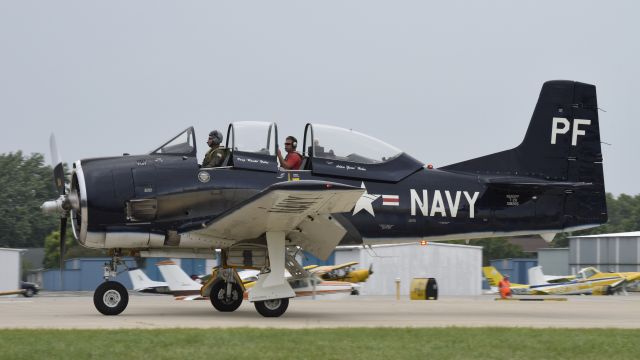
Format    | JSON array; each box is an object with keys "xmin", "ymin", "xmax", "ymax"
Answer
[{"xmin": 148, "ymin": 122, "xmax": 423, "ymax": 181}]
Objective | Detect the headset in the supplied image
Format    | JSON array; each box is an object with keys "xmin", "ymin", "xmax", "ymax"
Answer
[{"xmin": 288, "ymin": 136, "xmax": 298, "ymax": 149}]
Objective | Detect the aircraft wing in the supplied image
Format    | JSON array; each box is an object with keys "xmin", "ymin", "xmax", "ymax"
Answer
[
  {"xmin": 310, "ymin": 261, "xmax": 360, "ymax": 276},
  {"xmin": 620, "ymin": 272, "xmax": 640, "ymax": 283},
  {"xmin": 545, "ymin": 275, "xmax": 576, "ymax": 283},
  {"xmin": 191, "ymin": 180, "xmax": 364, "ymax": 260}
]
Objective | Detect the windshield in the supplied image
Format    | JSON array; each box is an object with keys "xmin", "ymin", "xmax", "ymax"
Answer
[
  {"xmin": 227, "ymin": 121, "xmax": 277, "ymax": 155},
  {"xmin": 307, "ymin": 124, "xmax": 402, "ymax": 164},
  {"xmin": 150, "ymin": 127, "xmax": 196, "ymax": 156}
]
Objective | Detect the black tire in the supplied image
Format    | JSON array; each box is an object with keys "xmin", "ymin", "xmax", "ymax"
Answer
[
  {"xmin": 23, "ymin": 288, "xmax": 34, "ymax": 298},
  {"xmin": 254, "ymin": 298, "xmax": 289, "ymax": 317},
  {"xmin": 210, "ymin": 281, "xmax": 243, "ymax": 312},
  {"xmin": 93, "ymin": 281, "xmax": 129, "ymax": 316}
]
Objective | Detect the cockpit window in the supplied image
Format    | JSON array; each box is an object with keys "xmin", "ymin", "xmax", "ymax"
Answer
[
  {"xmin": 307, "ymin": 124, "xmax": 402, "ymax": 164},
  {"xmin": 582, "ymin": 268, "xmax": 596, "ymax": 279},
  {"xmin": 227, "ymin": 121, "xmax": 277, "ymax": 156},
  {"xmin": 150, "ymin": 127, "xmax": 196, "ymax": 156}
]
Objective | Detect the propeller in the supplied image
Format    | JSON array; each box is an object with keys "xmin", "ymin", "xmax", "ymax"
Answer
[
  {"xmin": 42, "ymin": 133, "xmax": 73, "ymax": 287},
  {"xmin": 368, "ymin": 263, "xmax": 374, "ymax": 275}
]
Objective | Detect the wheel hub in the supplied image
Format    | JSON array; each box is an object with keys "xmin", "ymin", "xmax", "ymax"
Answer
[
  {"xmin": 263, "ymin": 299, "xmax": 281, "ymax": 310},
  {"xmin": 217, "ymin": 288, "xmax": 238, "ymax": 304},
  {"xmin": 103, "ymin": 289, "xmax": 121, "ymax": 308}
]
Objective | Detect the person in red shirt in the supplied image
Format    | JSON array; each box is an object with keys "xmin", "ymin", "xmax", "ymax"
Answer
[
  {"xmin": 498, "ymin": 274, "xmax": 512, "ymax": 299},
  {"xmin": 277, "ymin": 136, "xmax": 303, "ymax": 170}
]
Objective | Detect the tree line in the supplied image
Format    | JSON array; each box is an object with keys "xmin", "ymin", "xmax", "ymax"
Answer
[{"xmin": 1, "ymin": 152, "xmax": 638, "ymax": 268}]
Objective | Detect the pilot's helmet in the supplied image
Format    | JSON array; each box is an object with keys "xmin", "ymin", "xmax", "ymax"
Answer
[{"xmin": 209, "ymin": 130, "xmax": 223, "ymax": 145}]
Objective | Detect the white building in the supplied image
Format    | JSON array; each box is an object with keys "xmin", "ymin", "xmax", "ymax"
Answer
[
  {"xmin": 0, "ymin": 248, "xmax": 24, "ymax": 294},
  {"xmin": 569, "ymin": 231, "xmax": 640, "ymax": 274},
  {"xmin": 334, "ymin": 242, "xmax": 482, "ymax": 296}
]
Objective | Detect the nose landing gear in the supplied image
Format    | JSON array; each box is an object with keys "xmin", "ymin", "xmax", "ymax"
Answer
[{"xmin": 93, "ymin": 251, "xmax": 129, "ymax": 316}]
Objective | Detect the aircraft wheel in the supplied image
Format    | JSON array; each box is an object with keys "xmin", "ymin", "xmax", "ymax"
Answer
[
  {"xmin": 23, "ymin": 288, "xmax": 34, "ymax": 298},
  {"xmin": 93, "ymin": 281, "xmax": 129, "ymax": 316},
  {"xmin": 254, "ymin": 298, "xmax": 289, "ymax": 317},
  {"xmin": 210, "ymin": 281, "xmax": 243, "ymax": 312}
]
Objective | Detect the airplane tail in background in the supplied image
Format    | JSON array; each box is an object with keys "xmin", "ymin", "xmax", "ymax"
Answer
[
  {"xmin": 482, "ymin": 266, "xmax": 504, "ymax": 288},
  {"xmin": 527, "ymin": 266, "xmax": 547, "ymax": 286},
  {"xmin": 128, "ymin": 268, "xmax": 169, "ymax": 292},
  {"xmin": 443, "ymin": 81, "xmax": 607, "ymax": 230},
  {"xmin": 156, "ymin": 260, "xmax": 203, "ymax": 292}
]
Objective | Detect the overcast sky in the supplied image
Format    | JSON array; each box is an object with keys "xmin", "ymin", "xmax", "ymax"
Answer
[{"xmin": 1, "ymin": 1, "xmax": 638, "ymax": 195}]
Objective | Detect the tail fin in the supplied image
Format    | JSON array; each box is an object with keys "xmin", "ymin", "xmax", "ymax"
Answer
[
  {"xmin": 528, "ymin": 266, "xmax": 547, "ymax": 286},
  {"xmin": 443, "ymin": 80, "xmax": 607, "ymax": 229},
  {"xmin": 156, "ymin": 260, "xmax": 202, "ymax": 291},
  {"xmin": 482, "ymin": 266, "xmax": 503, "ymax": 287},
  {"xmin": 128, "ymin": 268, "xmax": 169, "ymax": 292}
]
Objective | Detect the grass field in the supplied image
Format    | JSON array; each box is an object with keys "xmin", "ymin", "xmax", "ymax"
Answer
[{"xmin": 1, "ymin": 327, "xmax": 639, "ymax": 359}]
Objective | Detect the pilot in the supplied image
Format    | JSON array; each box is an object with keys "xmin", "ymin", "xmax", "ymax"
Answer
[
  {"xmin": 277, "ymin": 136, "xmax": 303, "ymax": 170},
  {"xmin": 202, "ymin": 130, "xmax": 226, "ymax": 167}
]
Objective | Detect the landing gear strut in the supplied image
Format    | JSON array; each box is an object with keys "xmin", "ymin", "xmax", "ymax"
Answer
[{"xmin": 93, "ymin": 251, "xmax": 129, "ymax": 316}]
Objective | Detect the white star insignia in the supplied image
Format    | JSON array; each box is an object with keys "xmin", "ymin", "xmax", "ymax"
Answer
[{"xmin": 352, "ymin": 182, "xmax": 380, "ymax": 216}]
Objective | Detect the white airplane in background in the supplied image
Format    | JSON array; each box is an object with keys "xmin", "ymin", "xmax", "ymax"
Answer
[
  {"xmin": 128, "ymin": 262, "xmax": 205, "ymax": 300},
  {"xmin": 129, "ymin": 261, "xmax": 353, "ymax": 303},
  {"xmin": 128, "ymin": 268, "xmax": 171, "ymax": 295}
]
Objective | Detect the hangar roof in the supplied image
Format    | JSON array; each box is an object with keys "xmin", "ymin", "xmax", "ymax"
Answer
[{"xmin": 569, "ymin": 231, "xmax": 640, "ymax": 238}]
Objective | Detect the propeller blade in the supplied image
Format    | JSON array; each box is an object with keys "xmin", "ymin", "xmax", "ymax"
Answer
[
  {"xmin": 50, "ymin": 134, "xmax": 66, "ymax": 195},
  {"xmin": 368, "ymin": 263, "xmax": 373, "ymax": 275},
  {"xmin": 49, "ymin": 133, "xmax": 61, "ymax": 167},
  {"xmin": 53, "ymin": 163, "xmax": 66, "ymax": 195}
]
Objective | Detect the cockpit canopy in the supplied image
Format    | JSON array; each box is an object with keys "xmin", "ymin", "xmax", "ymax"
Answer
[
  {"xmin": 303, "ymin": 123, "xmax": 423, "ymax": 181},
  {"xmin": 226, "ymin": 121, "xmax": 277, "ymax": 156},
  {"xmin": 303, "ymin": 124, "xmax": 403, "ymax": 164},
  {"xmin": 576, "ymin": 267, "xmax": 599, "ymax": 280},
  {"xmin": 149, "ymin": 122, "xmax": 423, "ymax": 182},
  {"xmin": 150, "ymin": 127, "xmax": 196, "ymax": 157}
]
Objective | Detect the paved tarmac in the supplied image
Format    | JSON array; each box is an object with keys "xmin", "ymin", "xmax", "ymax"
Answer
[{"xmin": 1, "ymin": 292, "xmax": 639, "ymax": 329}]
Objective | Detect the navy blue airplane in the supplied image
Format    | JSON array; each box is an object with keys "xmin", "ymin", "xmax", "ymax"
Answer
[{"xmin": 42, "ymin": 80, "xmax": 606, "ymax": 317}]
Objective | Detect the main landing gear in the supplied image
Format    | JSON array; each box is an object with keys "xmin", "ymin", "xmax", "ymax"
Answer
[
  {"xmin": 209, "ymin": 280, "xmax": 243, "ymax": 312},
  {"xmin": 205, "ymin": 267, "xmax": 291, "ymax": 317},
  {"xmin": 93, "ymin": 251, "xmax": 129, "ymax": 316},
  {"xmin": 254, "ymin": 298, "xmax": 289, "ymax": 317}
]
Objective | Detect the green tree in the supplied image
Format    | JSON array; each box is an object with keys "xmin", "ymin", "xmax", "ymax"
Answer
[
  {"xmin": 0, "ymin": 152, "xmax": 59, "ymax": 248},
  {"xmin": 551, "ymin": 192, "xmax": 640, "ymax": 247}
]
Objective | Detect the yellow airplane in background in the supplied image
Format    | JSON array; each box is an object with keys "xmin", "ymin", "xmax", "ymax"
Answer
[
  {"xmin": 483, "ymin": 265, "xmax": 640, "ymax": 295},
  {"xmin": 306, "ymin": 262, "xmax": 373, "ymax": 295},
  {"xmin": 482, "ymin": 266, "xmax": 530, "ymax": 295}
]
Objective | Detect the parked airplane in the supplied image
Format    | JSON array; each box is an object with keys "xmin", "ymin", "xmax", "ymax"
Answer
[
  {"xmin": 527, "ymin": 266, "xmax": 640, "ymax": 295},
  {"xmin": 484, "ymin": 265, "xmax": 640, "ymax": 295},
  {"xmin": 42, "ymin": 80, "xmax": 608, "ymax": 316},
  {"xmin": 308, "ymin": 262, "xmax": 372, "ymax": 294}
]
